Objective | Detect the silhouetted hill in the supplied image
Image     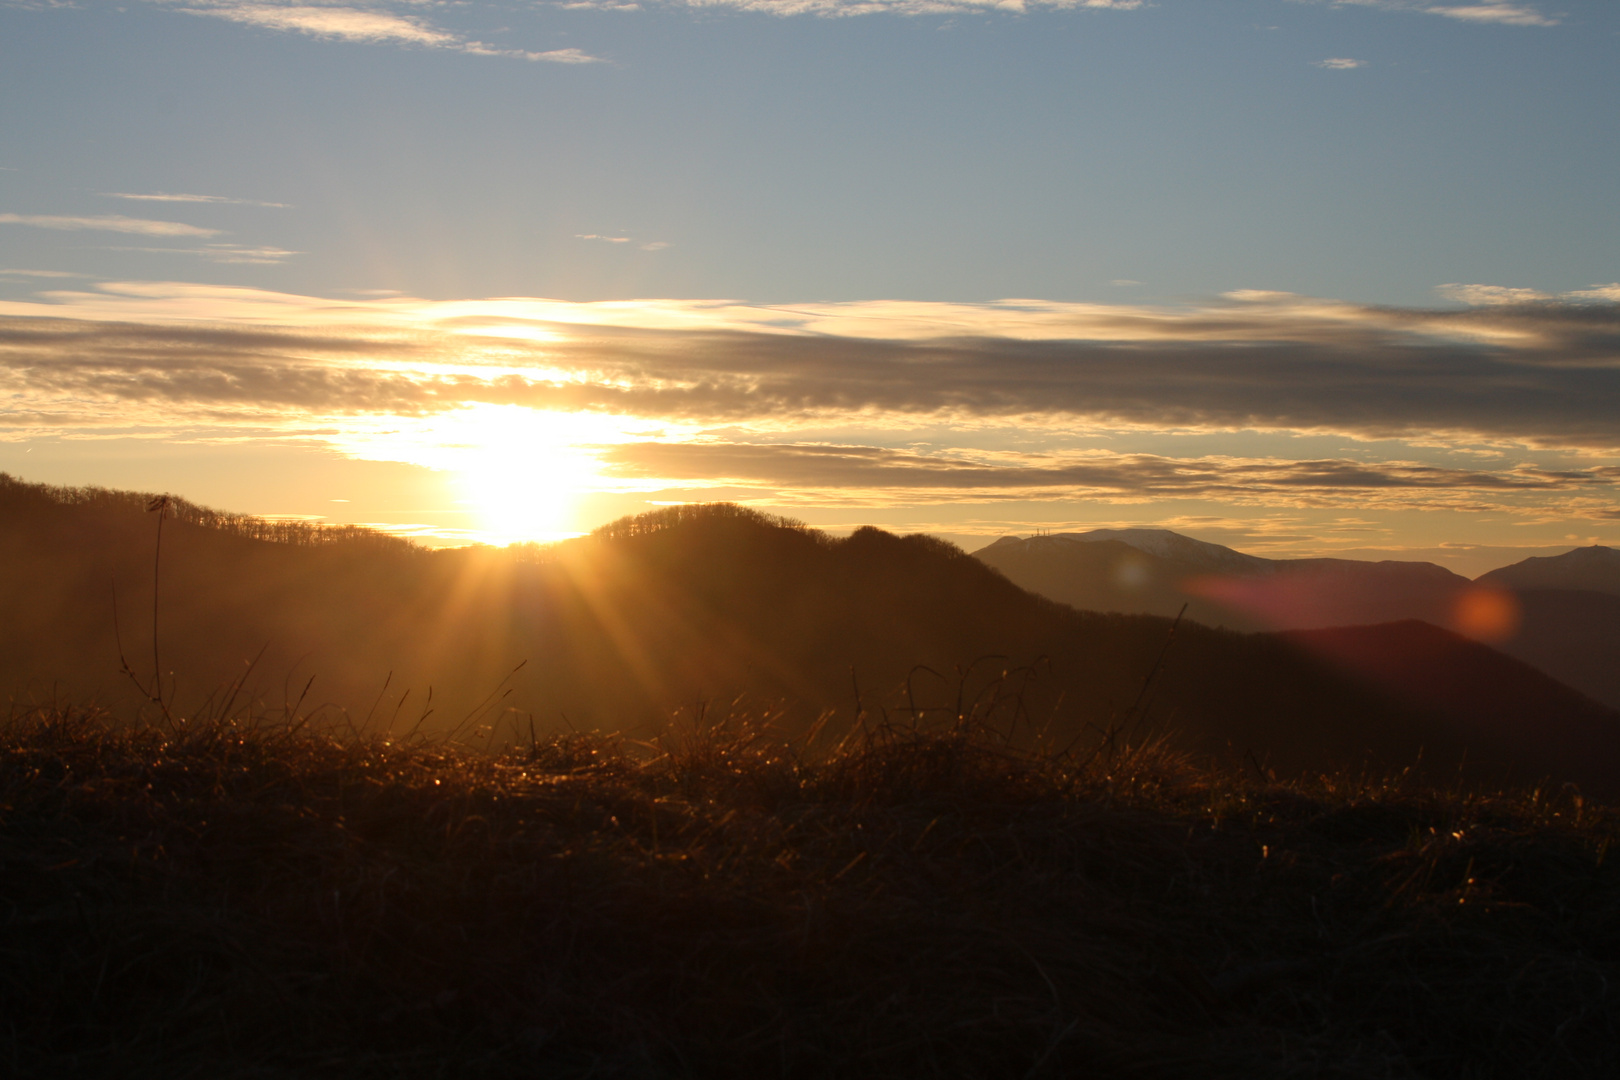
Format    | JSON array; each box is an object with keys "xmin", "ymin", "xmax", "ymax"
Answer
[
  {"xmin": 5, "ymin": 474, "xmax": 1619, "ymax": 797},
  {"xmin": 1478, "ymin": 545, "xmax": 1620, "ymax": 597}
]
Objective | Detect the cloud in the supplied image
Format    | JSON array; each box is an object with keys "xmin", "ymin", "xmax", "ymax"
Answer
[
  {"xmin": 169, "ymin": 3, "xmax": 461, "ymax": 46},
  {"xmin": 109, "ymin": 244, "xmax": 302, "ymax": 264},
  {"xmin": 577, "ymin": 233, "xmax": 671, "ymax": 250},
  {"xmin": 1314, "ymin": 58, "xmax": 1365, "ymax": 69},
  {"xmin": 1304, "ymin": 1, "xmax": 1559, "ymax": 27},
  {"xmin": 561, "ymin": 0, "xmax": 1140, "ymax": 13},
  {"xmin": 1420, "ymin": 3, "xmax": 1557, "ymax": 26},
  {"xmin": 0, "ymin": 214, "xmax": 221, "ymax": 237},
  {"xmin": 1438, "ymin": 283, "xmax": 1554, "ymax": 306},
  {"xmin": 1568, "ymin": 284, "xmax": 1620, "ymax": 303},
  {"xmin": 464, "ymin": 45, "xmax": 604, "ymax": 64},
  {"xmin": 4, "ymin": 284, "xmax": 1620, "ymax": 455},
  {"xmin": 102, "ymin": 191, "xmax": 292, "ymax": 208},
  {"xmin": 3, "ymin": 284, "xmax": 1619, "ymax": 521},
  {"xmin": 1441, "ymin": 283, "xmax": 1620, "ymax": 307},
  {"xmin": 157, "ymin": 2, "xmax": 606, "ymax": 61},
  {"xmin": 0, "ymin": 269, "xmax": 83, "ymax": 278},
  {"xmin": 596, "ymin": 440, "xmax": 1618, "ymax": 509}
]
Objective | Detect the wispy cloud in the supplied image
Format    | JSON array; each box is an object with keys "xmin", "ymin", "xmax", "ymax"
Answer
[
  {"xmin": 578, "ymin": 233, "xmax": 672, "ymax": 251},
  {"xmin": 157, "ymin": 2, "xmax": 605, "ymax": 61},
  {"xmin": 1303, "ymin": 1, "xmax": 1559, "ymax": 27},
  {"xmin": 1440, "ymin": 283, "xmax": 1620, "ymax": 306},
  {"xmin": 1420, "ymin": 2, "xmax": 1558, "ymax": 25},
  {"xmin": 1314, "ymin": 57, "xmax": 1365, "ymax": 69},
  {"xmin": 109, "ymin": 243, "xmax": 302, "ymax": 264},
  {"xmin": 464, "ymin": 44, "xmax": 603, "ymax": 64},
  {"xmin": 1570, "ymin": 285, "xmax": 1620, "ymax": 303},
  {"xmin": 167, "ymin": 3, "xmax": 460, "ymax": 46},
  {"xmin": 0, "ymin": 269, "xmax": 84, "ymax": 278},
  {"xmin": 0, "ymin": 214, "xmax": 221, "ymax": 237},
  {"xmin": 560, "ymin": 0, "xmax": 1140, "ymax": 13},
  {"xmin": 1438, "ymin": 283, "xmax": 1553, "ymax": 305},
  {"xmin": 102, "ymin": 191, "xmax": 292, "ymax": 208}
]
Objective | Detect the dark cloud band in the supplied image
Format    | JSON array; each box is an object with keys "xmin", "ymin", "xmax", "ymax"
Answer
[
  {"xmin": 598, "ymin": 441, "xmax": 1617, "ymax": 501},
  {"xmin": 4, "ymin": 296, "xmax": 1620, "ymax": 450}
]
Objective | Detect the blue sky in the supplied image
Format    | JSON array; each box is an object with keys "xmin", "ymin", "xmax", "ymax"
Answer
[{"xmin": 2, "ymin": 0, "xmax": 1617, "ymax": 570}]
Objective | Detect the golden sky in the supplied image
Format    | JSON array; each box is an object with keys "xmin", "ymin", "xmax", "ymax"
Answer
[{"xmin": 4, "ymin": 281, "xmax": 1618, "ymax": 573}]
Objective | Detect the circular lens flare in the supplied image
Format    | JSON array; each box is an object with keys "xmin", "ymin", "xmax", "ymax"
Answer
[{"xmin": 1451, "ymin": 587, "xmax": 1521, "ymax": 644}]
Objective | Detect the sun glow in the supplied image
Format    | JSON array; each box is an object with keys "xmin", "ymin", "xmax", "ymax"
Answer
[
  {"xmin": 452, "ymin": 409, "xmax": 606, "ymax": 543},
  {"xmin": 322, "ymin": 404, "xmax": 669, "ymax": 544}
]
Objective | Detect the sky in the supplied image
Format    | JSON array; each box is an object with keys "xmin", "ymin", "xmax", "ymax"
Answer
[{"xmin": 1, "ymin": 0, "xmax": 1617, "ymax": 574}]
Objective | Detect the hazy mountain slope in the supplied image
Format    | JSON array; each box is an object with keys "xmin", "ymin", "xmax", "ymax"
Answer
[
  {"xmin": 5, "ymin": 477, "xmax": 1619, "ymax": 797},
  {"xmin": 974, "ymin": 532, "xmax": 1476, "ymax": 632},
  {"xmin": 1489, "ymin": 589, "xmax": 1620, "ymax": 711},
  {"xmin": 1198, "ymin": 557, "xmax": 1474, "ymax": 631},
  {"xmin": 1021, "ymin": 528, "xmax": 1271, "ymax": 573},
  {"xmin": 969, "ymin": 535, "xmax": 1242, "ymax": 626},
  {"xmin": 975, "ymin": 530, "xmax": 1620, "ymax": 710},
  {"xmin": 1478, "ymin": 546, "xmax": 1620, "ymax": 597},
  {"xmin": 1284, "ymin": 620, "xmax": 1620, "ymax": 786}
]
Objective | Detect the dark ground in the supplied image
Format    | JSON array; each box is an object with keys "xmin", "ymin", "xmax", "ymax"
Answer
[{"xmin": 3, "ymin": 706, "xmax": 1616, "ymax": 1079}]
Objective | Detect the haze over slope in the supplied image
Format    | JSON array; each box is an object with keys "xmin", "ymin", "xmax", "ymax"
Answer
[
  {"xmin": 976, "ymin": 529, "xmax": 1620, "ymax": 710},
  {"xmin": 5, "ymin": 474, "xmax": 1619, "ymax": 797},
  {"xmin": 974, "ymin": 531, "xmax": 1481, "ymax": 632}
]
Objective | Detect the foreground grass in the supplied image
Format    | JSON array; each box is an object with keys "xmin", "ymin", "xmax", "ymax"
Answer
[{"xmin": 2, "ymin": 708, "xmax": 1616, "ymax": 1079}]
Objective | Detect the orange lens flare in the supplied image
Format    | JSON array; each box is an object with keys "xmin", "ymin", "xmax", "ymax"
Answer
[{"xmin": 1450, "ymin": 587, "xmax": 1521, "ymax": 644}]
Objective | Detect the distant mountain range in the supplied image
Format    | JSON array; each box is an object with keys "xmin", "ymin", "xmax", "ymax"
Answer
[
  {"xmin": 5, "ymin": 473, "xmax": 1620, "ymax": 799},
  {"xmin": 1478, "ymin": 545, "xmax": 1620, "ymax": 596},
  {"xmin": 974, "ymin": 529, "xmax": 1620, "ymax": 709}
]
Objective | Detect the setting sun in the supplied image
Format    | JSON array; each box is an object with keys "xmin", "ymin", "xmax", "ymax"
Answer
[
  {"xmin": 446, "ymin": 405, "xmax": 669, "ymax": 543},
  {"xmin": 318, "ymin": 403, "xmax": 668, "ymax": 543}
]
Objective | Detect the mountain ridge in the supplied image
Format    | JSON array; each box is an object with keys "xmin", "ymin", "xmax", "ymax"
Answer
[{"xmin": 1478, "ymin": 544, "xmax": 1620, "ymax": 597}]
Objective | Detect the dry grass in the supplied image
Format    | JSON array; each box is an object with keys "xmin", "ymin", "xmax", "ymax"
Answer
[{"xmin": 2, "ymin": 704, "xmax": 1616, "ymax": 1079}]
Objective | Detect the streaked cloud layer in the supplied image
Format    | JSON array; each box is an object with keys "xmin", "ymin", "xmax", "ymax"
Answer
[
  {"xmin": 3, "ymin": 283, "xmax": 1618, "ymax": 536},
  {"xmin": 11, "ymin": 283, "xmax": 1620, "ymax": 443},
  {"xmin": 599, "ymin": 441, "xmax": 1620, "ymax": 507},
  {"xmin": 581, "ymin": 0, "xmax": 1143, "ymax": 12}
]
